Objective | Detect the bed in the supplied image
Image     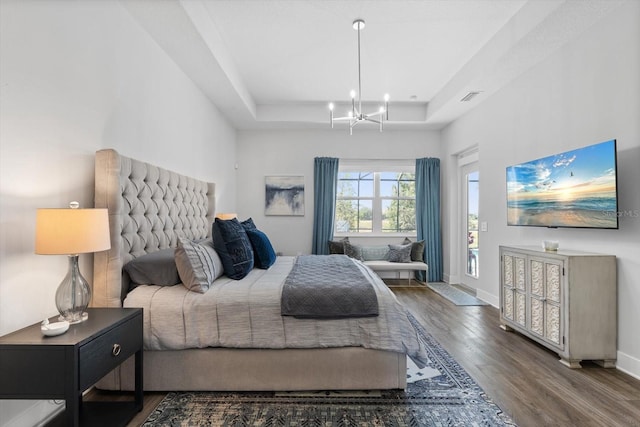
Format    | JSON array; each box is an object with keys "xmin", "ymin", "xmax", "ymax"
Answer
[{"xmin": 92, "ymin": 148, "xmax": 425, "ymax": 391}]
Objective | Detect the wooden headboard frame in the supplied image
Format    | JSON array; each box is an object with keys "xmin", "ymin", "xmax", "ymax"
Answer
[{"xmin": 92, "ymin": 149, "xmax": 215, "ymax": 307}]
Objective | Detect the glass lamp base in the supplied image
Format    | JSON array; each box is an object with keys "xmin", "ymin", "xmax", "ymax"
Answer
[
  {"xmin": 55, "ymin": 255, "xmax": 92, "ymax": 325},
  {"xmin": 59, "ymin": 311, "xmax": 89, "ymax": 324}
]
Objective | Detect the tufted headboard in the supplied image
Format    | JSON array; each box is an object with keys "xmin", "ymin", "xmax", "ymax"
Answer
[{"xmin": 92, "ymin": 149, "xmax": 215, "ymax": 307}]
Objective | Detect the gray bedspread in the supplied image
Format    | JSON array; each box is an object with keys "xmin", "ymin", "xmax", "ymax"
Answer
[
  {"xmin": 123, "ymin": 256, "xmax": 427, "ymax": 366},
  {"xmin": 281, "ymin": 255, "xmax": 378, "ymax": 318}
]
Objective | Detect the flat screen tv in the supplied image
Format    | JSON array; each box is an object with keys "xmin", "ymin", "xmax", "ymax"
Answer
[{"xmin": 506, "ymin": 139, "xmax": 618, "ymax": 229}]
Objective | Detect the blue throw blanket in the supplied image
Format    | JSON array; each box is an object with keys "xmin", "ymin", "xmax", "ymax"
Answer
[{"xmin": 281, "ymin": 255, "xmax": 379, "ymax": 319}]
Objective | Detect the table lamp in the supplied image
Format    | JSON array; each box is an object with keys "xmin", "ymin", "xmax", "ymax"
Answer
[
  {"xmin": 215, "ymin": 213, "xmax": 237, "ymax": 220},
  {"xmin": 35, "ymin": 202, "xmax": 110, "ymax": 324}
]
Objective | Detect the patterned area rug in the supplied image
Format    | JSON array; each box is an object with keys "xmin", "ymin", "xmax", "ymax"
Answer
[
  {"xmin": 427, "ymin": 282, "xmax": 489, "ymax": 306},
  {"xmin": 142, "ymin": 315, "xmax": 514, "ymax": 426}
]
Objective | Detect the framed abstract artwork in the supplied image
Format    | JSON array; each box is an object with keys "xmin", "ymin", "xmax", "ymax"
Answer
[{"xmin": 265, "ymin": 176, "xmax": 305, "ymax": 216}]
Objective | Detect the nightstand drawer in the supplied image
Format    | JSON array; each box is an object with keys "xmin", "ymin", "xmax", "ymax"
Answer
[{"xmin": 79, "ymin": 314, "xmax": 142, "ymax": 390}]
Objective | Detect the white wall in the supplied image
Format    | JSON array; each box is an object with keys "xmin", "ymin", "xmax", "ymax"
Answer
[
  {"xmin": 0, "ymin": 1, "xmax": 236, "ymax": 425},
  {"xmin": 441, "ymin": 1, "xmax": 640, "ymax": 377},
  {"xmin": 237, "ymin": 129, "xmax": 441, "ymax": 255}
]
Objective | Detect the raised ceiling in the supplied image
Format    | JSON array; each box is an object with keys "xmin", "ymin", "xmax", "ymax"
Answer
[{"xmin": 122, "ymin": 0, "xmax": 624, "ymax": 130}]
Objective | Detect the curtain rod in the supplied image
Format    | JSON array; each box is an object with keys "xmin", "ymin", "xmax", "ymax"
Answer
[{"xmin": 339, "ymin": 158, "xmax": 416, "ymax": 163}]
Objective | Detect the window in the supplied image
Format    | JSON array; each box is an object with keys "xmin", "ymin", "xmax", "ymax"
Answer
[{"xmin": 335, "ymin": 162, "xmax": 416, "ymax": 235}]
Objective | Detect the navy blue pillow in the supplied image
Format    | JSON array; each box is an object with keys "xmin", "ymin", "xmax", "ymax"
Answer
[
  {"xmin": 245, "ymin": 228, "xmax": 276, "ymax": 269},
  {"xmin": 211, "ymin": 218, "xmax": 254, "ymax": 280},
  {"xmin": 241, "ymin": 217, "xmax": 257, "ymax": 230}
]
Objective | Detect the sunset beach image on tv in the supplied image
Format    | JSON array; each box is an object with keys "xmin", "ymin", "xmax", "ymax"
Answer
[{"xmin": 506, "ymin": 139, "xmax": 618, "ymax": 229}]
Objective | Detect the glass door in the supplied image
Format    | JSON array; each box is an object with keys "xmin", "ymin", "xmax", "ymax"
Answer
[{"xmin": 462, "ymin": 163, "xmax": 480, "ymax": 280}]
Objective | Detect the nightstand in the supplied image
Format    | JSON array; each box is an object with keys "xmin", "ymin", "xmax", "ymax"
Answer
[{"xmin": 0, "ymin": 308, "xmax": 143, "ymax": 427}]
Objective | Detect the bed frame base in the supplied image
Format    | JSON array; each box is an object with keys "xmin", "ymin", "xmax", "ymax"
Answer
[{"xmin": 97, "ymin": 347, "xmax": 407, "ymax": 391}]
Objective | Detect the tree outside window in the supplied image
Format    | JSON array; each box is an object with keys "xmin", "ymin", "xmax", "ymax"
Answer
[{"xmin": 335, "ymin": 171, "xmax": 416, "ymax": 234}]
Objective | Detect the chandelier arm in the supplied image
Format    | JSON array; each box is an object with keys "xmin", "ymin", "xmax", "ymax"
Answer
[
  {"xmin": 350, "ymin": 118, "xmax": 360, "ymax": 135},
  {"xmin": 364, "ymin": 111, "xmax": 384, "ymax": 118}
]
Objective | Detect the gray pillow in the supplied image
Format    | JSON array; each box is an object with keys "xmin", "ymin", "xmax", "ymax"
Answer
[
  {"xmin": 175, "ymin": 237, "xmax": 224, "ymax": 293},
  {"xmin": 123, "ymin": 248, "xmax": 180, "ymax": 286},
  {"xmin": 328, "ymin": 237, "xmax": 349, "ymax": 254},
  {"xmin": 360, "ymin": 245, "xmax": 390, "ymax": 261},
  {"xmin": 343, "ymin": 241, "xmax": 363, "ymax": 261},
  {"xmin": 388, "ymin": 243, "xmax": 412, "ymax": 263},
  {"xmin": 403, "ymin": 238, "xmax": 425, "ymax": 262}
]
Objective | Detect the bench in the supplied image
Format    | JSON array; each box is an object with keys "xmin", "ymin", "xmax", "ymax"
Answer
[
  {"xmin": 363, "ymin": 260, "xmax": 429, "ymax": 285},
  {"xmin": 339, "ymin": 243, "xmax": 428, "ymax": 284}
]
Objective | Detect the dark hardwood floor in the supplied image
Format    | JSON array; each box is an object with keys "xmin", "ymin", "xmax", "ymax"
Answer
[
  {"xmin": 393, "ymin": 283, "xmax": 640, "ymax": 427},
  {"xmin": 89, "ymin": 282, "xmax": 640, "ymax": 426}
]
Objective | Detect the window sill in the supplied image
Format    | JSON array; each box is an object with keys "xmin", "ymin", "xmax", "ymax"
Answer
[{"xmin": 334, "ymin": 234, "xmax": 417, "ymax": 239}]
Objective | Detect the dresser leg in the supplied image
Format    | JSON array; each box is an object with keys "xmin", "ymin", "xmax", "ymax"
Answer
[
  {"xmin": 559, "ymin": 358, "xmax": 582, "ymax": 368},
  {"xmin": 594, "ymin": 359, "xmax": 616, "ymax": 368},
  {"xmin": 499, "ymin": 324, "xmax": 514, "ymax": 332}
]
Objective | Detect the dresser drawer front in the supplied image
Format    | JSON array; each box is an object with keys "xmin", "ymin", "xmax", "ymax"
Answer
[{"xmin": 79, "ymin": 315, "xmax": 142, "ymax": 390}]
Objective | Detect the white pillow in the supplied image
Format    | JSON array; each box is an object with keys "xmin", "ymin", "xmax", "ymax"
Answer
[{"xmin": 175, "ymin": 237, "xmax": 224, "ymax": 293}]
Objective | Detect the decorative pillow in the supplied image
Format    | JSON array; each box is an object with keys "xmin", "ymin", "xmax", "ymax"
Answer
[
  {"xmin": 360, "ymin": 245, "xmax": 390, "ymax": 261},
  {"xmin": 211, "ymin": 218, "xmax": 254, "ymax": 280},
  {"xmin": 245, "ymin": 229, "xmax": 277, "ymax": 269},
  {"xmin": 343, "ymin": 241, "xmax": 364, "ymax": 261},
  {"xmin": 123, "ymin": 248, "xmax": 180, "ymax": 286},
  {"xmin": 388, "ymin": 243, "xmax": 412, "ymax": 263},
  {"xmin": 328, "ymin": 237, "xmax": 349, "ymax": 254},
  {"xmin": 241, "ymin": 217, "xmax": 257, "ymax": 230},
  {"xmin": 403, "ymin": 237, "xmax": 426, "ymax": 262},
  {"xmin": 175, "ymin": 237, "xmax": 224, "ymax": 293}
]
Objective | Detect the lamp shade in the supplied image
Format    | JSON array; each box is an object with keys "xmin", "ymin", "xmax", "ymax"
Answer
[
  {"xmin": 215, "ymin": 213, "xmax": 237, "ymax": 220},
  {"xmin": 35, "ymin": 208, "xmax": 111, "ymax": 255}
]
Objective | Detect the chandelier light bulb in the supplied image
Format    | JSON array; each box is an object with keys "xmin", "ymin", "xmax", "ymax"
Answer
[
  {"xmin": 384, "ymin": 93, "xmax": 390, "ymax": 102},
  {"xmin": 328, "ymin": 102, "xmax": 334, "ymax": 111},
  {"xmin": 353, "ymin": 19, "xmax": 365, "ymax": 30},
  {"xmin": 350, "ymin": 90, "xmax": 356, "ymax": 99},
  {"xmin": 379, "ymin": 106, "xmax": 385, "ymax": 113},
  {"xmin": 348, "ymin": 111, "xmax": 353, "ymax": 118}
]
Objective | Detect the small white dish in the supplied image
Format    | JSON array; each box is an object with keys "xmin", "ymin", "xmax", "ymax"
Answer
[
  {"xmin": 542, "ymin": 240, "xmax": 559, "ymax": 251},
  {"xmin": 41, "ymin": 319, "xmax": 70, "ymax": 337}
]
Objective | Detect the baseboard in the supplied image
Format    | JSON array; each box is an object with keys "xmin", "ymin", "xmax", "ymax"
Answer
[
  {"xmin": 443, "ymin": 273, "xmax": 458, "ymax": 284},
  {"xmin": 452, "ymin": 282, "xmax": 475, "ymax": 294},
  {"xmin": 616, "ymin": 350, "xmax": 640, "ymax": 380},
  {"xmin": 475, "ymin": 289, "xmax": 499, "ymax": 308},
  {"xmin": 441, "ymin": 275, "xmax": 498, "ymax": 308}
]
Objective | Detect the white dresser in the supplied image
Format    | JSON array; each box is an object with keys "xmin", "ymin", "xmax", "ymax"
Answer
[{"xmin": 499, "ymin": 245, "xmax": 617, "ymax": 368}]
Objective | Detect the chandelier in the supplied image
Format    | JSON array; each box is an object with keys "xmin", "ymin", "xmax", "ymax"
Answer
[{"xmin": 329, "ymin": 19, "xmax": 389, "ymax": 134}]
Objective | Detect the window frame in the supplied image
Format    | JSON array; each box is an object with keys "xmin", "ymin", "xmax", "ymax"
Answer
[{"xmin": 334, "ymin": 160, "xmax": 416, "ymax": 237}]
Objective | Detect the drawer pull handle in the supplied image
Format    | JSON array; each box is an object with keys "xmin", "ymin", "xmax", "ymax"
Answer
[{"xmin": 112, "ymin": 343, "xmax": 121, "ymax": 357}]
